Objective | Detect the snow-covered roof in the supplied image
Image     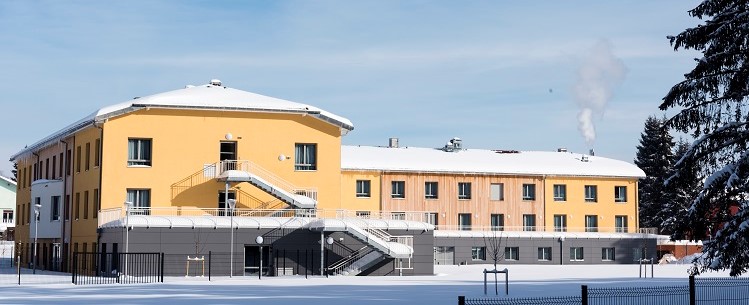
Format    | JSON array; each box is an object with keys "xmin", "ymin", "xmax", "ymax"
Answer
[
  {"xmin": 0, "ymin": 175, "xmax": 16, "ymax": 186},
  {"xmin": 435, "ymin": 230, "xmax": 659, "ymax": 239},
  {"xmin": 10, "ymin": 82, "xmax": 354, "ymax": 161},
  {"xmin": 341, "ymin": 145, "xmax": 645, "ymax": 178}
]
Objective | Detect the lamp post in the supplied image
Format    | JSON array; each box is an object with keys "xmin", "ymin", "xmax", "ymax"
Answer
[
  {"xmin": 558, "ymin": 236, "xmax": 565, "ymax": 265},
  {"xmin": 124, "ymin": 201, "xmax": 133, "ymax": 277},
  {"xmin": 228, "ymin": 199, "xmax": 236, "ymax": 278},
  {"xmin": 33, "ymin": 203, "xmax": 41, "ymax": 274},
  {"xmin": 255, "ymin": 236, "xmax": 264, "ymax": 280}
]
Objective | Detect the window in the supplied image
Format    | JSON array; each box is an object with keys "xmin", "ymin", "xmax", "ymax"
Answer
[
  {"xmin": 66, "ymin": 149, "xmax": 71, "ymax": 176},
  {"xmin": 85, "ymin": 142, "xmax": 90, "ymax": 171},
  {"xmin": 355, "ymin": 211, "xmax": 371, "ymax": 218},
  {"xmin": 391, "ymin": 181, "xmax": 405, "ymax": 198},
  {"xmin": 74, "ymin": 193, "xmax": 80, "ymax": 220},
  {"xmin": 391, "ymin": 212, "xmax": 406, "ymax": 220},
  {"xmin": 128, "ymin": 139, "xmax": 152, "ymax": 166},
  {"xmin": 45, "ymin": 158, "xmax": 49, "ymax": 179},
  {"xmin": 490, "ymin": 183, "xmax": 504, "ymax": 201},
  {"xmin": 615, "ymin": 216, "xmax": 628, "ymax": 233},
  {"xmin": 504, "ymin": 247, "xmax": 519, "ymax": 261},
  {"xmin": 615, "ymin": 186, "xmax": 627, "ymax": 202},
  {"xmin": 458, "ymin": 213, "xmax": 472, "ymax": 231},
  {"xmin": 585, "ymin": 215, "xmax": 598, "ymax": 232},
  {"xmin": 52, "ymin": 156, "xmax": 56, "ymax": 179},
  {"xmin": 294, "ymin": 143, "xmax": 317, "ymax": 170},
  {"xmin": 538, "ymin": 247, "xmax": 552, "ymax": 261},
  {"xmin": 553, "ymin": 184, "xmax": 566, "ymax": 201},
  {"xmin": 458, "ymin": 182, "xmax": 471, "ymax": 200},
  {"xmin": 425, "ymin": 212, "xmax": 438, "ymax": 226},
  {"xmin": 522, "ymin": 184, "xmax": 536, "ymax": 200},
  {"xmin": 217, "ymin": 191, "xmax": 236, "ymax": 216},
  {"xmin": 472, "ymin": 247, "xmax": 486, "ymax": 261},
  {"xmin": 51, "ymin": 196, "xmax": 60, "ymax": 221},
  {"xmin": 2, "ymin": 210, "xmax": 13, "ymax": 224},
  {"xmin": 94, "ymin": 139, "xmax": 101, "ymax": 167},
  {"xmin": 602, "ymin": 248, "xmax": 615, "ymax": 261},
  {"xmin": 584, "ymin": 185, "xmax": 597, "ymax": 202},
  {"xmin": 425, "ymin": 182, "xmax": 438, "ymax": 199},
  {"xmin": 76, "ymin": 146, "xmax": 81, "ymax": 172},
  {"xmin": 553, "ymin": 214, "xmax": 567, "ymax": 232},
  {"xmin": 65, "ymin": 195, "xmax": 70, "ymax": 221},
  {"xmin": 93, "ymin": 189, "xmax": 99, "ymax": 219},
  {"xmin": 490, "ymin": 214, "xmax": 504, "ymax": 231},
  {"xmin": 83, "ymin": 191, "xmax": 89, "ymax": 219},
  {"xmin": 126, "ymin": 189, "xmax": 151, "ymax": 215},
  {"xmin": 570, "ymin": 247, "xmax": 584, "ymax": 261},
  {"xmin": 633, "ymin": 248, "xmax": 646, "ymax": 262},
  {"xmin": 523, "ymin": 214, "xmax": 536, "ymax": 231},
  {"xmin": 356, "ymin": 180, "xmax": 371, "ymax": 198},
  {"xmin": 59, "ymin": 152, "xmax": 63, "ymax": 176}
]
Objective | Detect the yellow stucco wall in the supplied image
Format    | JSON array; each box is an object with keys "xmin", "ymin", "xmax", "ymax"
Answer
[
  {"xmin": 99, "ymin": 108, "xmax": 343, "ymax": 212},
  {"xmin": 70, "ymin": 127, "xmax": 102, "ymax": 249},
  {"xmin": 543, "ymin": 177, "xmax": 638, "ymax": 233},
  {"xmin": 340, "ymin": 170, "xmax": 382, "ymax": 213}
]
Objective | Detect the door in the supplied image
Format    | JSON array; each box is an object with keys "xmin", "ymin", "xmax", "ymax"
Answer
[
  {"xmin": 434, "ymin": 246, "xmax": 455, "ymax": 265},
  {"xmin": 244, "ymin": 245, "xmax": 271, "ymax": 275},
  {"xmin": 218, "ymin": 191, "xmax": 236, "ymax": 216},
  {"xmin": 220, "ymin": 141, "xmax": 237, "ymax": 170}
]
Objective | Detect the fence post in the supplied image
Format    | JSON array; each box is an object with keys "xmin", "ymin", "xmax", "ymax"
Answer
[
  {"xmin": 160, "ymin": 253, "xmax": 165, "ymax": 283},
  {"xmin": 458, "ymin": 295, "xmax": 465, "ymax": 305},
  {"xmin": 581, "ymin": 285, "xmax": 588, "ymax": 305},
  {"xmin": 689, "ymin": 275, "xmax": 695, "ymax": 305},
  {"xmin": 17, "ymin": 252, "xmax": 20, "ymax": 286},
  {"xmin": 208, "ymin": 251, "xmax": 211, "ymax": 282},
  {"xmin": 72, "ymin": 252, "xmax": 77, "ymax": 285}
]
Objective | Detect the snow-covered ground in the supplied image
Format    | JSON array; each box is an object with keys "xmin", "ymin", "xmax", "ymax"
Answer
[{"xmin": 0, "ymin": 263, "xmax": 741, "ymax": 305}]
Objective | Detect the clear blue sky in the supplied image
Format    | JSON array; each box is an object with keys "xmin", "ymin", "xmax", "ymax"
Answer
[{"xmin": 0, "ymin": 0, "xmax": 702, "ymax": 177}]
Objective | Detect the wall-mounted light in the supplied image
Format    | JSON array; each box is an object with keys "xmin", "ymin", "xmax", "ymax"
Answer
[
  {"xmin": 278, "ymin": 154, "xmax": 290, "ymax": 161},
  {"xmin": 225, "ymin": 133, "xmax": 233, "ymax": 140}
]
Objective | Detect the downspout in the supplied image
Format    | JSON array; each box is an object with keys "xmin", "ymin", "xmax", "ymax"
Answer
[
  {"xmin": 542, "ymin": 175, "xmax": 546, "ymax": 232},
  {"xmin": 94, "ymin": 122, "xmax": 104, "ymax": 253}
]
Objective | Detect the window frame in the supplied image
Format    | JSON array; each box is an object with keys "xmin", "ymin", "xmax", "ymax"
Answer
[
  {"xmin": 523, "ymin": 214, "xmax": 536, "ymax": 231},
  {"xmin": 553, "ymin": 214, "xmax": 567, "ymax": 232},
  {"xmin": 602, "ymin": 248, "xmax": 615, "ymax": 261},
  {"xmin": 458, "ymin": 213, "xmax": 472, "ymax": 231},
  {"xmin": 425, "ymin": 182, "xmax": 439, "ymax": 199},
  {"xmin": 615, "ymin": 215, "xmax": 628, "ymax": 233},
  {"xmin": 585, "ymin": 215, "xmax": 599, "ymax": 232},
  {"xmin": 490, "ymin": 183, "xmax": 504, "ymax": 201},
  {"xmin": 490, "ymin": 214, "xmax": 504, "ymax": 231},
  {"xmin": 128, "ymin": 138, "xmax": 153, "ymax": 167},
  {"xmin": 553, "ymin": 184, "xmax": 567, "ymax": 201},
  {"xmin": 538, "ymin": 247, "xmax": 552, "ymax": 261},
  {"xmin": 356, "ymin": 180, "xmax": 371, "ymax": 198},
  {"xmin": 570, "ymin": 247, "xmax": 584, "ymax": 261},
  {"xmin": 50, "ymin": 196, "xmax": 60, "ymax": 221},
  {"xmin": 584, "ymin": 185, "xmax": 598, "ymax": 202},
  {"xmin": 504, "ymin": 247, "xmax": 519, "ymax": 261},
  {"xmin": 391, "ymin": 181, "xmax": 406, "ymax": 199},
  {"xmin": 614, "ymin": 186, "xmax": 627, "ymax": 202},
  {"xmin": 471, "ymin": 247, "xmax": 486, "ymax": 261},
  {"xmin": 126, "ymin": 189, "xmax": 151, "ymax": 215},
  {"xmin": 522, "ymin": 183, "xmax": 536, "ymax": 201},
  {"xmin": 294, "ymin": 143, "xmax": 317, "ymax": 171},
  {"xmin": 458, "ymin": 182, "xmax": 472, "ymax": 200}
]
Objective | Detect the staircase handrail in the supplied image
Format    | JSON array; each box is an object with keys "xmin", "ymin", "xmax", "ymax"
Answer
[
  {"xmin": 327, "ymin": 246, "xmax": 370, "ymax": 274},
  {"xmin": 219, "ymin": 160, "xmax": 318, "ymax": 200}
]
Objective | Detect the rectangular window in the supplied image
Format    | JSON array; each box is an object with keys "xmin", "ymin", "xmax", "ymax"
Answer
[
  {"xmin": 553, "ymin": 214, "xmax": 567, "ymax": 232},
  {"xmin": 615, "ymin": 215, "xmax": 628, "ymax": 233},
  {"xmin": 390, "ymin": 212, "xmax": 406, "ymax": 220},
  {"xmin": 128, "ymin": 139, "xmax": 152, "ymax": 166},
  {"xmin": 217, "ymin": 191, "xmax": 236, "ymax": 216},
  {"xmin": 76, "ymin": 146, "xmax": 81, "ymax": 172},
  {"xmin": 602, "ymin": 248, "xmax": 615, "ymax": 261},
  {"xmin": 471, "ymin": 247, "xmax": 486, "ymax": 261},
  {"xmin": 458, "ymin": 182, "xmax": 471, "ymax": 200},
  {"xmin": 2, "ymin": 210, "xmax": 13, "ymax": 224},
  {"xmin": 294, "ymin": 143, "xmax": 317, "ymax": 170},
  {"xmin": 523, "ymin": 214, "xmax": 536, "ymax": 231},
  {"xmin": 538, "ymin": 247, "xmax": 552, "ymax": 261},
  {"xmin": 570, "ymin": 247, "xmax": 584, "ymax": 261},
  {"xmin": 553, "ymin": 184, "xmax": 566, "ymax": 201},
  {"xmin": 126, "ymin": 189, "xmax": 151, "ymax": 215},
  {"xmin": 504, "ymin": 247, "xmax": 519, "ymax": 261},
  {"xmin": 391, "ymin": 181, "xmax": 405, "ymax": 199},
  {"xmin": 458, "ymin": 213, "xmax": 472, "ymax": 231},
  {"xmin": 425, "ymin": 182, "xmax": 438, "ymax": 199},
  {"xmin": 85, "ymin": 142, "xmax": 91, "ymax": 171},
  {"xmin": 425, "ymin": 212, "xmax": 438, "ymax": 226},
  {"xmin": 356, "ymin": 180, "xmax": 371, "ymax": 198},
  {"xmin": 490, "ymin": 183, "xmax": 504, "ymax": 201},
  {"xmin": 51, "ymin": 196, "xmax": 61, "ymax": 221},
  {"xmin": 59, "ymin": 152, "xmax": 63, "ymax": 177},
  {"xmin": 65, "ymin": 195, "xmax": 70, "ymax": 221},
  {"xmin": 45, "ymin": 158, "xmax": 49, "ymax": 179},
  {"xmin": 52, "ymin": 156, "xmax": 56, "ymax": 179},
  {"xmin": 93, "ymin": 189, "xmax": 99, "ymax": 219},
  {"xmin": 355, "ymin": 211, "xmax": 370, "ymax": 218},
  {"xmin": 66, "ymin": 149, "xmax": 71, "ymax": 176},
  {"xmin": 615, "ymin": 186, "xmax": 627, "ymax": 202},
  {"xmin": 522, "ymin": 184, "xmax": 536, "ymax": 200},
  {"xmin": 585, "ymin": 215, "xmax": 598, "ymax": 232},
  {"xmin": 584, "ymin": 185, "xmax": 598, "ymax": 202},
  {"xmin": 83, "ymin": 191, "xmax": 89, "ymax": 219},
  {"xmin": 490, "ymin": 214, "xmax": 504, "ymax": 231},
  {"xmin": 74, "ymin": 193, "xmax": 80, "ymax": 220},
  {"xmin": 633, "ymin": 248, "xmax": 645, "ymax": 262},
  {"xmin": 94, "ymin": 139, "xmax": 101, "ymax": 167}
]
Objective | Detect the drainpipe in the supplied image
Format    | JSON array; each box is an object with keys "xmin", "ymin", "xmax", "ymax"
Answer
[{"xmin": 94, "ymin": 122, "xmax": 104, "ymax": 252}]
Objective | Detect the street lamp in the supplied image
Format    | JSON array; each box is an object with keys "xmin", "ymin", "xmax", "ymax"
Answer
[
  {"xmin": 124, "ymin": 201, "xmax": 133, "ymax": 277},
  {"xmin": 255, "ymin": 235, "xmax": 264, "ymax": 280},
  {"xmin": 228, "ymin": 198, "xmax": 236, "ymax": 278},
  {"xmin": 33, "ymin": 202, "xmax": 41, "ymax": 274}
]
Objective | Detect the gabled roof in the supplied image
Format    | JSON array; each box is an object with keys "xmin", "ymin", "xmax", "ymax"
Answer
[
  {"xmin": 10, "ymin": 82, "xmax": 353, "ymax": 161},
  {"xmin": 341, "ymin": 145, "xmax": 645, "ymax": 178},
  {"xmin": 0, "ymin": 175, "xmax": 16, "ymax": 186}
]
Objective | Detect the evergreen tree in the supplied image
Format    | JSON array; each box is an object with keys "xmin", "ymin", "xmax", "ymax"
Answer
[
  {"xmin": 659, "ymin": 139, "xmax": 702, "ymax": 235},
  {"xmin": 659, "ymin": 0, "xmax": 749, "ymax": 275},
  {"xmin": 11, "ymin": 163, "xmax": 17, "ymax": 182},
  {"xmin": 634, "ymin": 116, "xmax": 674, "ymax": 229}
]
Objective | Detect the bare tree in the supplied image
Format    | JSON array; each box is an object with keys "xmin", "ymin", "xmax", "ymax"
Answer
[{"xmin": 483, "ymin": 230, "xmax": 506, "ymax": 295}]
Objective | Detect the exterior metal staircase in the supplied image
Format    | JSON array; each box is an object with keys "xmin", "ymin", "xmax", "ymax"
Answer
[
  {"xmin": 327, "ymin": 246, "xmax": 385, "ymax": 276},
  {"xmin": 216, "ymin": 160, "xmax": 317, "ymax": 209}
]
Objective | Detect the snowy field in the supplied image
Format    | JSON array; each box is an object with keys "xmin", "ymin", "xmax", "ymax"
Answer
[{"xmin": 0, "ymin": 263, "xmax": 742, "ymax": 305}]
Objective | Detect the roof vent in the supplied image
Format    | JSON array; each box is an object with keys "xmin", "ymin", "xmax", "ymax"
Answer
[
  {"xmin": 581, "ymin": 155, "xmax": 589, "ymax": 162},
  {"xmin": 209, "ymin": 79, "xmax": 222, "ymax": 86},
  {"xmin": 388, "ymin": 137, "xmax": 399, "ymax": 148},
  {"xmin": 557, "ymin": 148, "xmax": 568, "ymax": 153},
  {"xmin": 443, "ymin": 137, "xmax": 462, "ymax": 152},
  {"xmin": 589, "ymin": 149, "xmax": 595, "ymax": 156}
]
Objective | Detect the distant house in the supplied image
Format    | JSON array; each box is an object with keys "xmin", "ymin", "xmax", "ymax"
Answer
[{"xmin": 0, "ymin": 175, "xmax": 16, "ymax": 240}]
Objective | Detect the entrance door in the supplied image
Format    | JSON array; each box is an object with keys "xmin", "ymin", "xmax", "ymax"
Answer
[
  {"xmin": 218, "ymin": 192, "xmax": 236, "ymax": 216},
  {"xmin": 434, "ymin": 246, "xmax": 455, "ymax": 265},
  {"xmin": 244, "ymin": 245, "xmax": 271, "ymax": 275},
  {"xmin": 220, "ymin": 141, "xmax": 237, "ymax": 170}
]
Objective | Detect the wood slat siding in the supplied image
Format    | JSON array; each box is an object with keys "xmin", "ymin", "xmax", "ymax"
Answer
[{"xmin": 380, "ymin": 173, "xmax": 545, "ymax": 229}]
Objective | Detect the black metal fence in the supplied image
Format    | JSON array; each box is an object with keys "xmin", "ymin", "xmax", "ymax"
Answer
[
  {"xmin": 72, "ymin": 252, "xmax": 163, "ymax": 285},
  {"xmin": 459, "ymin": 276, "xmax": 749, "ymax": 305}
]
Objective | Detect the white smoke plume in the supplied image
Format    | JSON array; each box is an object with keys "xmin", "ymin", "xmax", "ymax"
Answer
[{"xmin": 574, "ymin": 40, "xmax": 627, "ymax": 146}]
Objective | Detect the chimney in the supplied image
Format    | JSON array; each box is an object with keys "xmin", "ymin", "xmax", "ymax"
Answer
[
  {"xmin": 388, "ymin": 137, "xmax": 399, "ymax": 148},
  {"xmin": 557, "ymin": 148, "xmax": 568, "ymax": 153},
  {"xmin": 589, "ymin": 149, "xmax": 595, "ymax": 156}
]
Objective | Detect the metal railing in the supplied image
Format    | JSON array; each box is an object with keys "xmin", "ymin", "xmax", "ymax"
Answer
[
  {"xmin": 435, "ymin": 225, "xmax": 645, "ymax": 234},
  {"xmin": 326, "ymin": 246, "xmax": 371, "ymax": 275},
  {"xmin": 218, "ymin": 160, "xmax": 318, "ymax": 200}
]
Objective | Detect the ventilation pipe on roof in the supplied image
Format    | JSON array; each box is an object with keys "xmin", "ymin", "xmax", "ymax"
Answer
[
  {"xmin": 388, "ymin": 138, "xmax": 399, "ymax": 148},
  {"xmin": 210, "ymin": 79, "xmax": 222, "ymax": 86},
  {"xmin": 557, "ymin": 148, "xmax": 568, "ymax": 153},
  {"xmin": 442, "ymin": 137, "xmax": 463, "ymax": 152},
  {"xmin": 589, "ymin": 149, "xmax": 595, "ymax": 156}
]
